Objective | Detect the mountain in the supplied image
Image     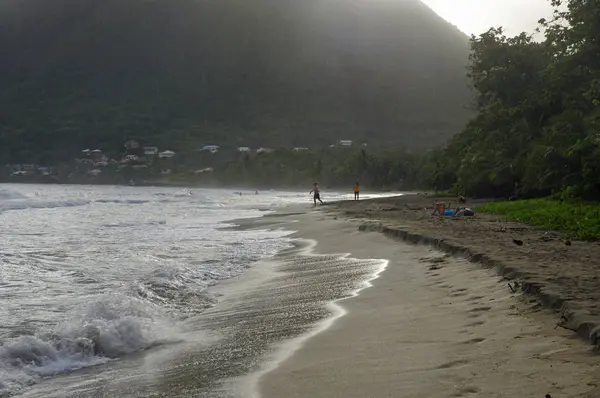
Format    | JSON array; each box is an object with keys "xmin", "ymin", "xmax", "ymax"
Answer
[{"xmin": 0, "ymin": 0, "xmax": 472, "ymax": 163}]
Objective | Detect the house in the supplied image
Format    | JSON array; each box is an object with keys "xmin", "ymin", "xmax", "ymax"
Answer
[
  {"xmin": 237, "ymin": 147, "xmax": 251, "ymax": 153},
  {"xmin": 338, "ymin": 140, "xmax": 353, "ymax": 147},
  {"xmin": 256, "ymin": 147, "xmax": 273, "ymax": 154},
  {"xmin": 124, "ymin": 140, "xmax": 140, "ymax": 150},
  {"xmin": 160, "ymin": 169, "xmax": 172, "ymax": 175},
  {"xmin": 124, "ymin": 155, "xmax": 139, "ymax": 162},
  {"xmin": 159, "ymin": 150, "xmax": 176, "ymax": 158},
  {"xmin": 91, "ymin": 149, "xmax": 102, "ymax": 154},
  {"xmin": 200, "ymin": 145, "xmax": 220, "ymax": 153},
  {"xmin": 81, "ymin": 149, "xmax": 91, "ymax": 155},
  {"xmin": 87, "ymin": 169, "xmax": 102, "ymax": 176},
  {"xmin": 38, "ymin": 167, "xmax": 51, "ymax": 176},
  {"xmin": 293, "ymin": 147, "xmax": 308, "ymax": 152},
  {"xmin": 194, "ymin": 167, "xmax": 215, "ymax": 174},
  {"xmin": 144, "ymin": 146, "xmax": 159, "ymax": 156}
]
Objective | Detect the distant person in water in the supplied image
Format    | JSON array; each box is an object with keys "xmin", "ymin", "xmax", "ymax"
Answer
[
  {"xmin": 353, "ymin": 182, "xmax": 360, "ymax": 201},
  {"xmin": 309, "ymin": 182, "xmax": 324, "ymax": 206}
]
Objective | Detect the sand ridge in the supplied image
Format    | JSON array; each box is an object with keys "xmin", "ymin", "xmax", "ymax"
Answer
[
  {"xmin": 332, "ymin": 195, "xmax": 600, "ymax": 348},
  {"xmin": 259, "ymin": 211, "xmax": 600, "ymax": 398}
]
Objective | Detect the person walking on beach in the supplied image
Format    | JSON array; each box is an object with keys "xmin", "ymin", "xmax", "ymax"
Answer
[
  {"xmin": 353, "ymin": 182, "xmax": 360, "ymax": 201},
  {"xmin": 309, "ymin": 182, "xmax": 324, "ymax": 206}
]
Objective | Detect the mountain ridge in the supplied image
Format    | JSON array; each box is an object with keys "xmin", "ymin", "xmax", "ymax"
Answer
[{"xmin": 0, "ymin": 0, "xmax": 473, "ymax": 162}]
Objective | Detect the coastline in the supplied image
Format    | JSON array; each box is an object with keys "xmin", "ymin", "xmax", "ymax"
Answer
[
  {"xmin": 331, "ymin": 195, "xmax": 600, "ymax": 348},
  {"xmin": 247, "ymin": 199, "xmax": 600, "ymax": 397}
]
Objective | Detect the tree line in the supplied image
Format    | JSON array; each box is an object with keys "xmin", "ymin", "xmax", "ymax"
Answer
[{"xmin": 214, "ymin": 0, "xmax": 600, "ymax": 200}]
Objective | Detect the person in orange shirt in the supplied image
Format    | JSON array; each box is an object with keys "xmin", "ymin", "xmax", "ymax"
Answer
[{"xmin": 353, "ymin": 182, "xmax": 360, "ymax": 201}]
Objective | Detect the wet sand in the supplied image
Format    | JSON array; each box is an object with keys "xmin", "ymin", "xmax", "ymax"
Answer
[{"xmin": 256, "ymin": 211, "xmax": 600, "ymax": 398}]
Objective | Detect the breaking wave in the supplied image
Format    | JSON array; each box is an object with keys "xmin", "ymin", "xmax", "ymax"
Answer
[
  {"xmin": 0, "ymin": 200, "xmax": 91, "ymax": 213},
  {"xmin": 0, "ymin": 298, "xmax": 177, "ymax": 396}
]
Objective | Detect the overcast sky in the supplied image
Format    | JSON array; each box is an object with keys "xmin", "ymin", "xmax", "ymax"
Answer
[{"xmin": 421, "ymin": 0, "xmax": 555, "ymax": 36}]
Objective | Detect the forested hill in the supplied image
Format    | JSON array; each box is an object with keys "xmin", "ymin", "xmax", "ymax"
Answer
[{"xmin": 0, "ymin": 0, "xmax": 472, "ymax": 163}]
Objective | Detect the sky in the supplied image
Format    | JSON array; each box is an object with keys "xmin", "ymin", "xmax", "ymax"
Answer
[{"xmin": 420, "ymin": 0, "xmax": 555, "ymax": 37}]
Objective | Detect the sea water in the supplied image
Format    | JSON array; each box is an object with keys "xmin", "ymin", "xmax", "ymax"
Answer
[{"xmin": 0, "ymin": 184, "xmax": 391, "ymax": 397}]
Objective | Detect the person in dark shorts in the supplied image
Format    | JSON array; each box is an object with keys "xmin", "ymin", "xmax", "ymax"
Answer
[
  {"xmin": 353, "ymin": 182, "xmax": 360, "ymax": 200},
  {"xmin": 309, "ymin": 182, "xmax": 324, "ymax": 206}
]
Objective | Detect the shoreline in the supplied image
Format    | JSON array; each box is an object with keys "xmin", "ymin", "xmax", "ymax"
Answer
[
  {"xmin": 252, "ymin": 202, "xmax": 600, "ymax": 397},
  {"xmin": 238, "ymin": 238, "xmax": 389, "ymax": 398},
  {"xmin": 328, "ymin": 195, "xmax": 600, "ymax": 348}
]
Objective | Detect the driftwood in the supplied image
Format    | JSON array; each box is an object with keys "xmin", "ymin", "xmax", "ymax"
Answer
[{"xmin": 553, "ymin": 313, "xmax": 576, "ymax": 331}]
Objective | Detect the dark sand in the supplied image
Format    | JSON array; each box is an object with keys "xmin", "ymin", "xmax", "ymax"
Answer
[{"xmin": 254, "ymin": 199, "xmax": 600, "ymax": 397}]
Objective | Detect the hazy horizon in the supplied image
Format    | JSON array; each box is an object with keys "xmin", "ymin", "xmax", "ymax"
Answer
[{"xmin": 421, "ymin": 0, "xmax": 554, "ymax": 37}]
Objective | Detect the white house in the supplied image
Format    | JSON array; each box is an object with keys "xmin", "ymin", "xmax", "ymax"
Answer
[
  {"xmin": 256, "ymin": 147, "xmax": 273, "ymax": 154},
  {"xmin": 159, "ymin": 150, "xmax": 176, "ymax": 159},
  {"xmin": 293, "ymin": 147, "xmax": 308, "ymax": 152},
  {"xmin": 237, "ymin": 147, "xmax": 251, "ymax": 153},
  {"xmin": 194, "ymin": 167, "xmax": 215, "ymax": 174},
  {"xmin": 124, "ymin": 140, "xmax": 140, "ymax": 150},
  {"xmin": 200, "ymin": 145, "xmax": 219, "ymax": 153},
  {"xmin": 144, "ymin": 146, "xmax": 159, "ymax": 156},
  {"xmin": 338, "ymin": 140, "xmax": 353, "ymax": 147}
]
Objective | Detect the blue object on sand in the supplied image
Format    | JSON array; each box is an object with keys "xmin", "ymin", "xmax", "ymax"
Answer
[{"xmin": 444, "ymin": 209, "xmax": 455, "ymax": 216}]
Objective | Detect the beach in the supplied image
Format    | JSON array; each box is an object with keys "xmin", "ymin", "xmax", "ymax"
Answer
[
  {"xmin": 243, "ymin": 196, "xmax": 600, "ymax": 398},
  {"xmin": 3, "ymin": 187, "xmax": 600, "ymax": 397}
]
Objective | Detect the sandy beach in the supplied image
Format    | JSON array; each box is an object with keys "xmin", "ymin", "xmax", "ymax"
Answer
[{"xmin": 244, "ymin": 199, "xmax": 600, "ymax": 398}]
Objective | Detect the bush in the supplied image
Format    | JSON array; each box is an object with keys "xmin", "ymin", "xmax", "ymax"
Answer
[{"xmin": 477, "ymin": 199, "xmax": 600, "ymax": 240}]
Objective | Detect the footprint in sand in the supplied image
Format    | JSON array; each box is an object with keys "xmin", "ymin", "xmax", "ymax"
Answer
[
  {"xmin": 451, "ymin": 386, "xmax": 480, "ymax": 397},
  {"xmin": 466, "ymin": 296, "xmax": 485, "ymax": 302},
  {"xmin": 461, "ymin": 337, "xmax": 486, "ymax": 345},
  {"xmin": 469, "ymin": 306, "xmax": 492, "ymax": 313},
  {"xmin": 437, "ymin": 359, "xmax": 470, "ymax": 369},
  {"xmin": 466, "ymin": 320, "xmax": 485, "ymax": 327}
]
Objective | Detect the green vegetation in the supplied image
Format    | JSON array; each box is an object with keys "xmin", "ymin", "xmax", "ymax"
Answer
[
  {"xmin": 426, "ymin": 0, "xmax": 600, "ymax": 201},
  {"xmin": 211, "ymin": 147, "xmax": 424, "ymax": 189},
  {"xmin": 0, "ymin": 0, "xmax": 471, "ymax": 164},
  {"xmin": 478, "ymin": 199, "xmax": 600, "ymax": 240}
]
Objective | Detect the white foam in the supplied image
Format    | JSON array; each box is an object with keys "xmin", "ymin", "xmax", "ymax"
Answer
[
  {"xmin": 240, "ymin": 238, "xmax": 389, "ymax": 398},
  {"xmin": 0, "ymin": 188, "xmax": 29, "ymax": 201},
  {"xmin": 0, "ymin": 199, "xmax": 90, "ymax": 213},
  {"xmin": 0, "ymin": 297, "xmax": 179, "ymax": 396}
]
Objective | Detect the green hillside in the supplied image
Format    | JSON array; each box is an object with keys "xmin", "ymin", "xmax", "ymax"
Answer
[{"xmin": 0, "ymin": 0, "xmax": 472, "ymax": 163}]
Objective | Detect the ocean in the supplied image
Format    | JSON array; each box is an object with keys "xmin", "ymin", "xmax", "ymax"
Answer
[{"xmin": 0, "ymin": 184, "xmax": 390, "ymax": 397}]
